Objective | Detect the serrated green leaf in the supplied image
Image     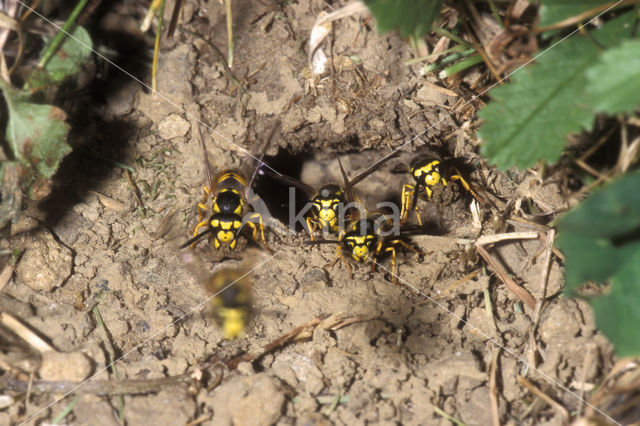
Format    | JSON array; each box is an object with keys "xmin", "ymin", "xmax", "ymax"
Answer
[
  {"xmin": 26, "ymin": 25, "xmax": 92, "ymax": 91},
  {"xmin": 0, "ymin": 81, "xmax": 71, "ymax": 197},
  {"xmin": 592, "ymin": 250, "xmax": 640, "ymax": 357},
  {"xmin": 364, "ymin": 0, "xmax": 443, "ymax": 38},
  {"xmin": 538, "ymin": 0, "xmax": 608, "ymax": 28},
  {"xmin": 478, "ymin": 12, "xmax": 634, "ymax": 170},
  {"xmin": 556, "ymin": 171, "xmax": 640, "ymax": 356},
  {"xmin": 586, "ymin": 39, "xmax": 640, "ymax": 115},
  {"xmin": 556, "ymin": 170, "xmax": 640, "ymax": 239},
  {"xmin": 556, "ymin": 171, "xmax": 640, "ymax": 291},
  {"xmin": 558, "ymin": 234, "xmax": 640, "ymax": 293}
]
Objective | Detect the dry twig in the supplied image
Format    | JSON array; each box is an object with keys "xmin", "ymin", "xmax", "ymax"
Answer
[
  {"xmin": 518, "ymin": 376, "xmax": 569, "ymax": 422},
  {"xmin": 475, "ymin": 244, "xmax": 536, "ymax": 309}
]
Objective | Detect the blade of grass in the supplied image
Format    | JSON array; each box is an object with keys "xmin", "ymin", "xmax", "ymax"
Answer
[
  {"xmin": 405, "ymin": 44, "xmax": 470, "ymax": 65},
  {"xmin": 226, "ymin": 0, "xmax": 234, "ymax": 67},
  {"xmin": 432, "ymin": 26, "xmax": 471, "ymax": 48},
  {"xmin": 151, "ymin": 0, "xmax": 166, "ymax": 93},
  {"xmin": 51, "ymin": 396, "xmax": 78, "ymax": 425},
  {"xmin": 439, "ymin": 53, "xmax": 483, "ymax": 77},
  {"xmin": 420, "ymin": 48, "xmax": 475, "ymax": 75},
  {"xmin": 38, "ymin": 0, "xmax": 89, "ymax": 68},
  {"xmin": 488, "ymin": 0, "xmax": 503, "ymax": 29}
]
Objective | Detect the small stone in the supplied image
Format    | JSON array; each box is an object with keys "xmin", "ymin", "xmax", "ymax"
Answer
[
  {"xmin": 539, "ymin": 301, "xmax": 582, "ymax": 341},
  {"xmin": 237, "ymin": 361, "xmax": 255, "ymax": 376},
  {"xmin": 415, "ymin": 85, "xmax": 449, "ymax": 106},
  {"xmin": 16, "ymin": 230, "xmax": 73, "ymax": 291},
  {"xmin": 157, "ymin": 114, "xmax": 190, "ymax": 140},
  {"xmin": 39, "ymin": 351, "xmax": 93, "ymax": 382},
  {"xmin": 211, "ymin": 373, "xmax": 285, "ymax": 426}
]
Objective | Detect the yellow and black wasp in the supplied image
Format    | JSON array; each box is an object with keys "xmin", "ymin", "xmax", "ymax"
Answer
[
  {"xmin": 325, "ymin": 216, "xmax": 424, "ymax": 286},
  {"xmin": 306, "ymin": 162, "xmax": 424, "ymax": 286},
  {"xmin": 264, "ymin": 153, "xmax": 397, "ymax": 239},
  {"xmin": 155, "ymin": 210, "xmax": 255, "ymax": 340},
  {"xmin": 205, "ymin": 266, "xmax": 253, "ymax": 339},
  {"xmin": 400, "ymin": 155, "xmax": 483, "ymax": 225},
  {"xmin": 181, "ymin": 169, "xmax": 271, "ymax": 252},
  {"xmin": 181, "ymin": 122, "xmax": 280, "ymax": 252}
]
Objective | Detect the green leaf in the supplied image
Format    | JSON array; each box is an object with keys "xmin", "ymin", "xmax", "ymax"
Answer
[
  {"xmin": 364, "ymin": 0, "xmax": 443, "ymax": 38},
  {"xmin": 556, "ymin": 171, "xmax": 640, "ymax": 356},
  {"xmin": 592, "ymin": 250, "xmax": 640, "ymax": 357},
  {"xmin": 478, "ymin": 12, "xmax": 634, "ymax": 170},
  {"xmin": 586, "ymin": 39, "xmax": 640, "ymax": 115},
  {"xmin": 556, "ymin": 171, "xmax": 640, "ymax": 239},
  {"xmin": 26, "ymin": 25, "xmax": 92, "ymax": 91},
  {"xmin": 0, "ymin": 81, "xmax": 71, "ymax": 198},
  {"xmin": 557, "ymin": 171, "xmax": 640, "ymax": 291},
  {"xmin": 538, "ymin": 0, "xmax": 608, "ymax": 28}
]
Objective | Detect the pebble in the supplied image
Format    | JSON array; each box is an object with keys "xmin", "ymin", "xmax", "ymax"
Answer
[
  {"xmin": 157, "ymin": 114, "xmax": 190, "ymax": 140},
  {"xmin": 39, "ymin": 351, "xmax": 93, "ymax": 381},
  {"xmin": 16, "ymin": 230, "xmax": 73, "ymax": 291}
]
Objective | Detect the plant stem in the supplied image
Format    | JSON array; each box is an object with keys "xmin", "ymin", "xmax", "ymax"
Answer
[
  {"xmin": 38, "ymin": 0, "xmax": 90, "ymax": 68},
  {"xmin": 152, "ymin": 0, "xmax": 166, "ymax": 93},
  {"xmin": 420, "ymin": 48, "xmax": 475, "ymax": 75},
  {"xmin": 440, "ymin": 53, "xmax": 483, "ymax": 77},
  {"xmin": 226, "ymin": 0, "xmax": 234, "ymax": 67}
]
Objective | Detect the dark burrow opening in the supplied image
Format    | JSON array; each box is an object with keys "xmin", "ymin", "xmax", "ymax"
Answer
[{"xmin": 253, "ymin": 149, "xmax": 312, "ymax": 231}]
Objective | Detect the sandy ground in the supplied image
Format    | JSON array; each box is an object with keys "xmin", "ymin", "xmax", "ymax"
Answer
[{"xmin": 1, "ymin": 0, "xmax": 617, "ymax": 424}]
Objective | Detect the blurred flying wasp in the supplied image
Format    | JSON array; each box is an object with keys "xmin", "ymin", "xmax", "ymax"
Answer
[
  {"xmin": 306, "ymin": 162, "xmax": 424, "ymax": 286},
  {"xmin": 179, "ymin": 248, "xmax": 255, "ymax": 339},
  {"xmin": 181, "ymin": 122, "xmax": 280, "ymax": 253},
  {"xmin": 203, "ymin": 266, "xmax": 253, "ymax": 339},
  {"xmin": 264, "ymin": 152, "xmax": 397, "ymax": 239},
  {"xmin": 400, "ymin": 155, "xmax": 484, "ymax": 225},
  {"xmin": 154, "ymin": 210, "xmax": 256, "ymax": 340}
]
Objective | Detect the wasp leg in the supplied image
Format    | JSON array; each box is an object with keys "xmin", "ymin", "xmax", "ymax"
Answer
[
  {"xmin": 306, "ymin": 217, "xmax": 318, "ymax": 241},
  {"xmin": 394, "ymin": 240, "xmax": 425, "ymax": 256},
  {"xmin": 400, "ymin": 184, "xmax": 424, "ymax": 226},
  {"xmin": 244, "ymin": 212, "xmax": 273, "ymax": 252},
  {"xmin": 190, "ymin": 218, "xmax": 211, "ymax": 248},
  {"xmin": 196, "ymin": 185, "xmax": 212, "ymax": 223},
  {"xmin": 449, "ymin": 174, "xmax": 483, "ymax": 203},
  {"xmin": 190, "ymin": 186, "xmax": 213, "ymax": 247},
  {"xmin": 370, "ymin": 239, "xmax": 384, "ymax": 273},
  {"xmin": 400, "ymin": 184, "xmax": 415, "ymax": 225},
  {"xmin": 325, "ymin": 246, "xmax": 353, "ymax": 279},
  {"xmin": 380, "ymin": 245, "xmax": 399, "ymax": 286}
]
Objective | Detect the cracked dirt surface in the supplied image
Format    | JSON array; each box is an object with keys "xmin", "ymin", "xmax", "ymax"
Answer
[{"xmin": 0, "ymin": 1, "xmax": 616, "ymax": 425}]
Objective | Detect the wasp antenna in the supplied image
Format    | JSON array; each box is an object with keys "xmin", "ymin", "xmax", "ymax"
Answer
[
  {"xmin": 348, "ymin": 150, "xmax": 400, "ymax": 187},
  {"xmin": 247, "ymin": 120, "xmax": 281, "ymax": 198},
  {"xmin": 180, "ymin": 228, "xmax": 213, "ymax": 249},
  {"xmin": 195, "ymin": 119, "xmax": 214, "ymax": 192},
  {"xmin": 262, "ymin": 169, "xmax": 316, "ymax": 195},
  {"xmin": 303, "ymin": 239, "xmax": 340, "ymax": 245},
  {"xmin": 337, "ymin": 157, "xmax": 355, "ymax": 202}
]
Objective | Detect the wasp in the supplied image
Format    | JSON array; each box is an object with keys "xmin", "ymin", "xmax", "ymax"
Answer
[
  {"xmin": 205, "ymin": 267, "xmax": 253, "ymax": 339},
  {"xmin": 181, "ymin": 122, "xmax": 280, "ymax": 252},
  {"xmin": 306, "ymin": 162, "xmax": 424, "ymax": 286},
  {"xmin": 400, "ymin": 155, "xmax": 483, "ymax": 225},
  {"xmin": 154, "ymin": 209, "xmax": 255, "ymax": 340},
  {"xmin": 309, "ymin": 215, "xmax": 424, "ymax": 286},
  {"xmin": 265, "ymin": 153, "xmax": 397, "ymax": 239},
  {"xmin": 181, "ymin": 170, "xmax": 271, "ymax": 252}
]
